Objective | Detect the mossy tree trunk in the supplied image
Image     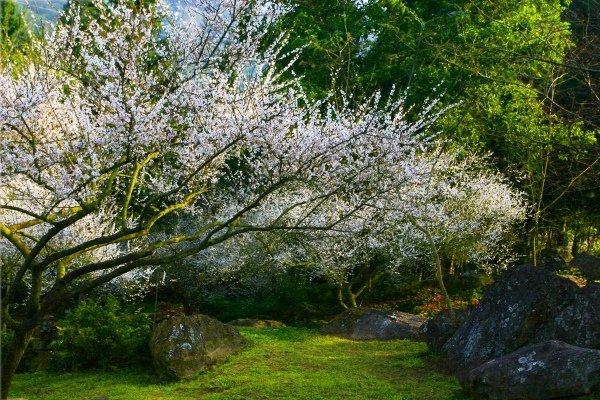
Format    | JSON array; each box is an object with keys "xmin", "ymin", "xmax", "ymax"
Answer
[{"xmin": 1, "ymin": 327, "xmax": 34, "ymax": 399}]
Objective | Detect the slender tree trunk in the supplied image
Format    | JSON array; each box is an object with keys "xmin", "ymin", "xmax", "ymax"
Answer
[
  {"xmin": 1, "ymin": 328, "xmax": 34, "ymax": 400},
  {"xmin": 433, "ymin": 247, "xmax": 455, "ymax": 323},
  {"xmin": 346, "ymin": 285, "xmax": 358, "ymax": 308},
  {"xmin": 572, "ymin": 232, "xmax": 580, "ymax": 258},
  {"xmin": 407, "ymin": 215, "xmax": 456, "ymax": 323},
  {"xmin": 530, "ymin": 228, "xmax": 538, "ymax": 267},
  {"xmin": 337, "ymin": 283, "xmax": 349, "ymax": 310}
]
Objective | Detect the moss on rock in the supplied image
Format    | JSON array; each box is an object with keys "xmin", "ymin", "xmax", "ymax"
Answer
[{"xmin": 149, "ymin": 314, "xmax": 246, "ymax": 381}]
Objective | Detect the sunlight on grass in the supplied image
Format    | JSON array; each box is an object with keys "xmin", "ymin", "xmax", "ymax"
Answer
[{"xmin": 11, "ymin": 326, "xmax": 600, "ymax": 400}]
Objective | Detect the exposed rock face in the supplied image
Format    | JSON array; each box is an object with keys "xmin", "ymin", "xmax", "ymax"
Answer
[
  {"xmin": 321, "ymin": 308, "xmax": 425, "ymax": 340},
  {"xmin": 442, "ymin": 265, "xmax": 600, "ymax": 377},
  {"xmin": 420, "ymin": 308, "xmax": 472, "ymax": 353},
  {"xmin": 227, "ymin": 319, "xmax": 285, "ymax": 328},
  {"xmin": 149, "ymin": 314, "xmax": 246, "ymax": 381},
  {"xmin": 571, "ymin": 252, "xmax": 600, "ymax": 281},
  {"xmin": 465, "ymin": 340, "xmax": 600, "ymax": 400}
]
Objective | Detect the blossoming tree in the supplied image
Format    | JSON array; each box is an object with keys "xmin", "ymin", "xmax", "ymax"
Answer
[
  {"xmin": 175, "ymin": 149, "xmax": 527, "ymax": 312},
  {"xmin": 268, "ymin": 151, "xmax": 527, "ymax": 312},
  {"xmin": 0, "ymin": 0, "xmax": 525, "ymax": 396}
]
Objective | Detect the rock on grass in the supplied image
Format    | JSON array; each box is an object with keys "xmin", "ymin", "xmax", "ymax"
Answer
[
  {"xmin": 465, "ymin": 340, "xmax": 600, "ymax": 400},
  {"xmin": 150, "ymin": 314, "xmax": 246, "ymax": 381},
  {"xmin": 321, "ymin": 308, "xmax": 425, "ymax": 340}
]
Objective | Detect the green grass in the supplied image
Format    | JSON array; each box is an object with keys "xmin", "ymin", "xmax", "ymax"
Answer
[{"xmin": 10, "ymin": 327, "xmax": 600, "ymax": 400}]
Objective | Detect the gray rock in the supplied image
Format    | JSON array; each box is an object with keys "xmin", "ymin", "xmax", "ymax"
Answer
[
  {"xmin": 149, "ymin": 314, "xmax": 246, "ymax": 381},
  {"xmin": 570, "ymin": 252, "xmax": 600, "ymax": 281},
  {"xmin": 538, "ymin": 248, "xmax": 567, "ymax": 272},
  {"xmin": 420, "ymin": 308, "xmax": 472, "ymax": 353},
  {"xmin": 321, "ymin": 308, "xmax": 425, "ymax": 340},
  {"xmin": 442, "ymin": 264, "xmax": 600, "ymax": 378},
  {"xmin": 465, "ymin": 340, "xmax": 600, "ymax": 400}
]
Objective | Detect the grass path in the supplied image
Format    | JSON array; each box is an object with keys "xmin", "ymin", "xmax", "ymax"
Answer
[{"xmin": 11, "ymin": 327, "xmax": 600, "ymax": 399}]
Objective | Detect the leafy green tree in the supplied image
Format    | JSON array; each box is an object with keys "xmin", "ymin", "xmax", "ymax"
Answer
[
  {"xmin": 272, "ymin": 0, "xmax": 599, "ymax": 264},
  {"xmin": 269, "ymin": 0, "xmax": 368, "ymax": 102},
  {"xmin": 0, "ymin": 0, "xmax": 31, "ymax": 64}
]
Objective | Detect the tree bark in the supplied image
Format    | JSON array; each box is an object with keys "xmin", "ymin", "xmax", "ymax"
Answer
[
  {"xmin": 407, "ymin": 215, "xmax": 456, "ymax": 323},
  {"xmin": 530, "ymin": 228, "xmax": 538, "ymax": 267},
  {"xmin": 337, "ymin": 282, "xmax": 349, "ymax": 310},
  {"xmin": 346, "ymin": 285, "xmax": 358, "ymax": 308},
  {"xmin": 1, "ymin": 328, "xmax": 34, "ymax": 400}
]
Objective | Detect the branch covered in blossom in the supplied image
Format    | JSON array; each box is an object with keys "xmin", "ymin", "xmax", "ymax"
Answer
[{"xmin": 0, "ymin": 0, "xmax": 444, "ymax": 321}]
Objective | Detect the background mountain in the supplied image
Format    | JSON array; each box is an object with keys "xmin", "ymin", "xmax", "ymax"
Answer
[{"xmin": 15, "ymin": 0, "xmax": 65, "ymax": 22}]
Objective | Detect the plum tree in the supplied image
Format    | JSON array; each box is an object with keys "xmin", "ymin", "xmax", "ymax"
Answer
[{"xmin": 0, "ymin": 0, "xmax": 524, "ymax": 396}]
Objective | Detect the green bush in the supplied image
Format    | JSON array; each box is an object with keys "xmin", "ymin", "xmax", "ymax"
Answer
[{"xmin": 51, "ymin": 296, "xmax": 152, "ymax": 371}]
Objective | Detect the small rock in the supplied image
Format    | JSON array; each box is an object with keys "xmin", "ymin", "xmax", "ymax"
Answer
[
  {"xmin": 420, "ymin": 308, "xmax": 472, "ymax": 353},
  {"xmin": 538, "ymin": 248, "xmax": 566, "ymax": 272}
]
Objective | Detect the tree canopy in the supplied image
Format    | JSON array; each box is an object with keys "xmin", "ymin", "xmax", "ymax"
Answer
[{"xmin": 0, "ymin": 0, "xmax": 528, "ymax": 396}]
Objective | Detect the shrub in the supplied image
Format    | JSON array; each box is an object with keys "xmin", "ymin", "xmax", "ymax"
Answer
[{"xmin": 50, "ymin": 296, "xmax": 152, "ymax": 371}]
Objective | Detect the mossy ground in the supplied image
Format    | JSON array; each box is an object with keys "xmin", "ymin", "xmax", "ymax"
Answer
[{"xmin": 10, "ymin": 326, "xmax": 600, "ymax": 400}]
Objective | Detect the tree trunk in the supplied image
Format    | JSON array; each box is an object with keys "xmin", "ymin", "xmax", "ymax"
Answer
[
  {"xmin": 1, "ymin": 328, "xmax": 34, "ymax": 399},
  {"xmin": 530, "ymin": 229, "xmax": 538, "ymax": 267},
  {"xmin": 407, "ymin": 215, "xmax": 456, "ymax": 323},
  {"xmin": 434, "ymin": 248, "xmax": 455, "ymax": 324},
  {"xmin": 337, "ymin": 283, "xmax": 349, "ymax": 310},
  {"xmin": 572, "ymin": 232, "xmax": 581, "ymax": 257},
  {"xmin": 346, "ymin": 285, "xmax": 358, "ymax": 308}
]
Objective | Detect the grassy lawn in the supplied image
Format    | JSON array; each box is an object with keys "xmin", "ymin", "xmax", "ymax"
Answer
[
  {"xmin": 11, "ymin": 327, "xmax": 465, "ymax": 400},
  {"xmin": 11, "ymin": 326, "xmax": 600, "ymax": 400}
]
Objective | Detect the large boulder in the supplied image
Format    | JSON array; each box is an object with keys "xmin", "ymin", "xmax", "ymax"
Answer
[
  {"xmin": 571, "ymin": 252, "xmax": 600, "ymax": 281},
  {"xmin": 420, "ymin": 308, "xmax": 472, "ymax": 353},
  {"xmin": 321, "ymin": 308, "xmax": 425, "ymax": 340},
  {"xmin": 465, "ymin": 340, "xmax": 600, "ymax": 400},
  {"xmin": 442, "ymin": 264, "xmax": 600, "ymax": 377},
  {"xmin": 150, "ymin": 314, "xmax": 246, "ymax": 381}
]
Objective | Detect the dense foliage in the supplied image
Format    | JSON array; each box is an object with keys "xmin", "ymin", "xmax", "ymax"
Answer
[
  {"xmin": 50, "ymin": 296, "xmax": 151, "ymax": 371},
  {"xmin": 0, "ymin": 0, "xmax": 31, "ymax": 64},
  {"xmin": 271, "ymin": 0, "xmax": 600, "ymax": 262}
]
